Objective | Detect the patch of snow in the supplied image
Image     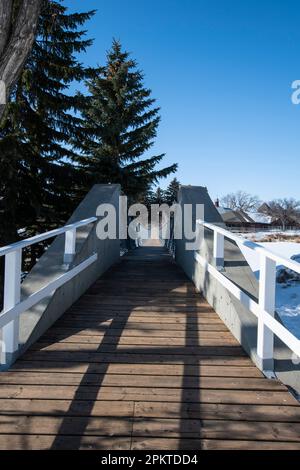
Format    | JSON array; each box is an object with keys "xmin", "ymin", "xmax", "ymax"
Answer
[
  {"xmin": 261, "ymin": 242, "xmax": 300, "ymax": 260},
  {"xmin": 276, "ymin": 283, "xmax": 300, "ymax": 339},
  {"xmin": 238, "ymin": 242, "xmax": 300, "ymax": 274},
  {"xmin": 245, "ymin": 212, "xmax": 272, "ymax": 224}
]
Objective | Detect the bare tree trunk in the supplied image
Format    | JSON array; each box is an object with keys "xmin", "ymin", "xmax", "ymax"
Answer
[{"xmin": 0, "ymin": 0, "xmax": 42, "ymax": 120}]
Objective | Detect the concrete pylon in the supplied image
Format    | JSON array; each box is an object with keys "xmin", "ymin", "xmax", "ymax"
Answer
[
  {"xmin": 174, "ymin": 185, "xmax": 300, "ymax": 394},
  {"xmin": 17, "ymin": 184, "xmax": 121, "ymax": 360},
  {"xmin": 175, "ymin": 185, "xmax": 260, "ymax": 361}
]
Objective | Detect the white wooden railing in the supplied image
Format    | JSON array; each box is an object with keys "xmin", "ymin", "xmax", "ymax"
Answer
[
  {"xmin": 0, "ymin": 217, "xmax": 97, "ymax": 366},
  {"xmin": 196, "ymin": 220, "xmax": 300, "ymax": 373}
]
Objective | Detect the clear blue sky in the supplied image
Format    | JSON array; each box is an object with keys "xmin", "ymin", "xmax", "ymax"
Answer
[{"xmin": 64, "ymin": 0, "xmax": 300, "ymax": 202}]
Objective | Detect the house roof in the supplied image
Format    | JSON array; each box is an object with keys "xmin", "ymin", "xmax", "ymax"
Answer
[
  {"xmin": 245, "ymin": 212, "xmax": 272, "ymax": 224},
  {"xmin": 217, "ymin": 207, "xmax": 254, "ymax": 224},
  {"xmin": 217, "ymin": 207, "xmax": 271, "ymax": 225}
]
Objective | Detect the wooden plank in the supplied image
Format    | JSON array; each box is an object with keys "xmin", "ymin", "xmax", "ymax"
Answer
[
  {"xmin": 84, "ymin": 289, "xmax": 202, "ymax": 297},
  {"xmin": 20, "ymin": 351, "xmax": 256, "ymax": 365},
  {"xmin": 44, "ymin": 325, "xmax": 229, "ymax": 336},
  {"xmin": 69, "ymin": 305, "xmax": 216, "ymax": 313},
  {"xmin": 0, "ymin": 415, "xmax": 299, "ymax": 443},
  {"xmin": 0, "ymin": 435, "xmax": 131, "ymax": 450},
  {"xmin": 0, "ymin": 399, "xmax": 134, "ymax": 417},
  {"xmin": 28, "ymin": 342, "xmax": 246, "ymax": 357},
  {"xmin": 200, "ymin": 439, "xmax": 300, "ymax": 450},
  {"xmin": 38, "ymin": 335, "xmax": 239, "ymax": 347},
  {"xmin": 0, "ymin": 415, "xmax": 132, "ymax": 436},
  {"xmin": 1, "ymin": 398, "xmax": 299, "ymax": 423},
  {"xmin": 134, "ymin": 401, "xmax": 300, "ymax": 422},
  {"xmin": 63, "ymin": 313, "xmax": 219, "ymax": 322},
  {"xmin": 55, "ymin": 318, "xmax": 225, "ymax": 328},
  {"xmin": 76, "ymin": 297, "xmax": 214, "ymax": 306},
  {"xmin": 131, "ymin": 437, "xmax": 300, "ymax": 450},
  {"xmin": 12, "ymin": 361, "xmax": 263, "ymax": 378},
  {"xmin": 53, "ymin": 323, "xmax": 225, "ymax": 333},
  {"xmin": 0, "ymin": 372, "xmax": 284, "ymax": 391},
  {"xmin": 93, "ymin": 280, "xmax": 195, "ymax": 287},
  {"xmin": 132, "ymin": 417, "xmax": 300, "ymax": 441},
  {"xmin": 45, "ymin": 327, "xmax": 232, "ymax": 338},
  {"xmin": 0, "ymin": 384, "xmax": 296, "ymax": 405}
]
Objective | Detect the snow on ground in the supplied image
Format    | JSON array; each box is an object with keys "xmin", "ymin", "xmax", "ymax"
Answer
[
  {"xmin": 238, "ymin": 242, "xmax": 300, "ymax": 274},
  {"xmin": 276, "ymin": 284, "xmax": 300, "ymax": 340},
  {"xmin": 237, "ymin": 238, "xmax": 300, "ymax": 339}
]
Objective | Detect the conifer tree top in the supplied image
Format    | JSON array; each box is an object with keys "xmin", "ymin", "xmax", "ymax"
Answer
[{"xmin": 80, "ymin": 39, "xmax": 177, "ymax": 200}]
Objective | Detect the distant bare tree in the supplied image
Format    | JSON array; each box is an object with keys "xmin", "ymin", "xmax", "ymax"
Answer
[
  {"xmin": 259, "ymin": 198, "xmax": 300, "ymax": 231},
  {"xmin": 0, "ymin": 0, "xmax": 42, "ymax": 120},
  {"xmin": 220, "ymin": 191, "xmax": 260, "ymax": 212}
]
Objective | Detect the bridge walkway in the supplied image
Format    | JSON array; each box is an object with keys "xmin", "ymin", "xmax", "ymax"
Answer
[{"xmin": 0, "ymin": 246, "xmax": 299, "ymax": 449}]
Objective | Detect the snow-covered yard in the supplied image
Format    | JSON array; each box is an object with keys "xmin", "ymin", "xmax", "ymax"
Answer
[{"xmin": 237, "ymin": 238, "xmax": 300, "ymax": 339}]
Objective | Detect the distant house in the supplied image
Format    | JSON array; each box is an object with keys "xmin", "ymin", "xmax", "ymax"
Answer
[
  {"xmin": 215, "ymin": 200, "xmax": 272, "ymax": 231},
  {"xmin": 257, "ymin": 203, "xmax": 300, "ymax": 229},
  {"xmin": 258, "ymin": 203, "xmax": 271, "ymax": 215},
  {"xmin": 248, "ymin": 211, "xmax": 272, "ymax": 225},
  {"xmin": 270, "ymin": 215, "xmax": 300, "ymax": 229}
]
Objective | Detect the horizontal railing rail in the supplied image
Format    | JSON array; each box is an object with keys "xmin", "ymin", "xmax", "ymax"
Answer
[
  {"xmin": 196, "ymin": 219, "xmax": 300, "ymax": 373},
  {"xmin": 0, "ymin": 217, "xmax": 97, "ymax": 258},
  {"xmin": 0, "ymin": 217, "xmax": 98, "ymax": 367}
]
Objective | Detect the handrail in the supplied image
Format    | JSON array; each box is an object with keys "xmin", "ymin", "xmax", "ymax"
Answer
[
  {"xmin": 196, "ymin": 219, "xmax": 300, "ymax": 373},
  {"xmin": 198, "ymin": 220, "xmax": 300, "ymax": 275},
  {"xmin": 0, "ymin": 217, "xmax": 98, "ymax": 367},
  {"xmin": 0, "ymin": 217, "xmax": 97, "ymax": 257}
]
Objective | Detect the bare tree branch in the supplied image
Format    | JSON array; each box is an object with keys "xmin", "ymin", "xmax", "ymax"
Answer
[
  {"xmin": 259, "ymin": 198, "xmax": 300, "ymax": 230},
  {"xmin": 0, "ymin": 0, "xmax": 42, "ymax": 120},
  {"xmin": 220, "ymin": 190, "xmax": 260, "ymax": 212}
]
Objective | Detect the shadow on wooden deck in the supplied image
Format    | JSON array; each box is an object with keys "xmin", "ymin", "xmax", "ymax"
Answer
[{"xmin": 0, "ymin": 246, "xmax": 299, "ymax": 449}]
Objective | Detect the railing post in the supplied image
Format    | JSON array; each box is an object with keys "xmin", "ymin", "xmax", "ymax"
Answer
[
  {"xmin": 213, "ymin": 231, "xmax": 224, "ymax": 269},
  {"xmin": 1, "ymin": 249, "xmax": 22, "ymax": 366},
  {"xmin": 257, "ymin": 253, "xmax": 276, "ymax": 374},
  {"xmin": 64, "ymin": 228, "xmax": 76, "ymax": 264}
]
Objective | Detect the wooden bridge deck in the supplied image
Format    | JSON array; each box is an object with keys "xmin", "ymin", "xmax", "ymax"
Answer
[{"xmin": 0, "ymin": 246, "xmax": 300, "ymax": 450}]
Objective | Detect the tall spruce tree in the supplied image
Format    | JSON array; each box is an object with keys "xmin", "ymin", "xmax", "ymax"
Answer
[
  {"xmin": 0, "ymin": 1, "xmax": 95, "ymax": 264},
  {"xmin": 165, "ymin": 178, "xmax": 180, "ymax": 204},
  {"xmin": 147, "ymin": 187, "xmax": 166, "ymax": 207},
  {"xmin": 79, "ymin": 40, "xmax": 177, "ymax": 201}
]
